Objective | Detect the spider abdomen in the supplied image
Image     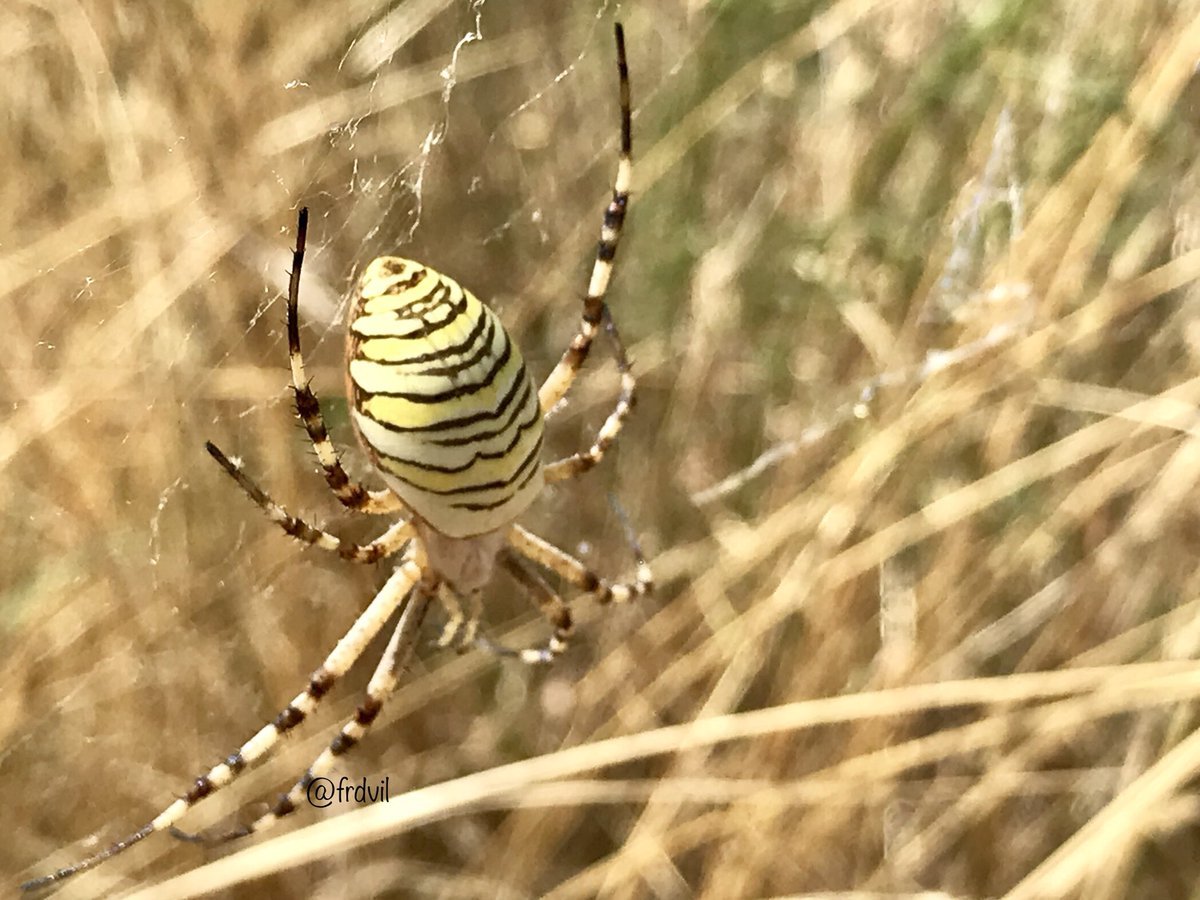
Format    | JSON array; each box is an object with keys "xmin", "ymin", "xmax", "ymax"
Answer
[{"xmin": 347, "ymin": 257, "xmax": 545, "ymax": 538}]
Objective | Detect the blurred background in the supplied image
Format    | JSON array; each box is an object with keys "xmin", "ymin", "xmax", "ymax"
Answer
[{"xmin": 7, "ymin": 1, "xmax": 1200, "ymax": 897}]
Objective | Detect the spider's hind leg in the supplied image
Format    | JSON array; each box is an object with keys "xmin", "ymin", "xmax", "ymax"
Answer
[
  {"xmin": 537, "ymin": 23, "xmax": 633, "ymax": 416},
  {"xmin": 284, "ymin": 207, "xmax": 402, "ymax": 516},
  {"xmin": 543, "ymin": 307, "xmax": 637, "ymax": 484}
]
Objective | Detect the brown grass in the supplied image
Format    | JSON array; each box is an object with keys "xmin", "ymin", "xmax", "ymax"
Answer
[{"xmin": 7, "ymin": 1, "xmax": 1200, "ymax": 897}]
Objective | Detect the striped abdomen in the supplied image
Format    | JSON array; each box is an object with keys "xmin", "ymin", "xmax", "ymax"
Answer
[{"xmin": 347, "ymin": 257, "xmax": 544, "ymax": 539}]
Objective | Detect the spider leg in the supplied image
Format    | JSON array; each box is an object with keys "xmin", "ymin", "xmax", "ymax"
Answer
[
  {"xmin": 538, "ymin": 24, "xmax": 632, "ymax": 415},
  {"xmin": 206, "ymin": 441, "xmax": 412, "ymax": 563},
  {"xmin": 432, "ymin": 583, "xmax": 491, "ymax": 654},
  {"xmin": 506, "ymin": 523, "xmax": 651, "ymax": 606},
  {"xmin": 474, "ymin": 548, "xmax": 573, "ymax": 664},
  {"xmin": 458, "ymin": 589, "xmax": 484, "ymax": 649},
  {"xmin": 171, "ymin": 588, "xmax": 432, "ymax": 844},
  {"xmin": 543, "ymin": 307, "xmax": 636, "ymax": 483},
  {"xmin": 285, "ymin": 207, "xmax": 403, "ymax": 516},
  {"xmin": 20, "ymin": 557, "xmax": 421, "ymax": 893},
  {"xmin": 433, "ymin": 582, "xmax": 468, "ymax": 649}
]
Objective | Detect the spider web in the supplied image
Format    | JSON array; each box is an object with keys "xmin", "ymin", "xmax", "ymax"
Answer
[
  {"xmin": 7, "ymin": 11, "xmax": 672, "ymax": 809},
  {"xmin": 3, "ymin": 3, "xmax": 647, "ymax": 887},
  {"xmin": 245, "ymin": 1, "xmax": 622, "ymax": 362},
  {"xmin": 179, "ymin": 1, "xmax": 631, "ymax": 559},
  {"xmin": 241, "ymin": 1, "xmax": 630, "ymax": 548},
  {"xmin": 14, "ymin": 4, "xmax": 1200, "ymax": 897}
]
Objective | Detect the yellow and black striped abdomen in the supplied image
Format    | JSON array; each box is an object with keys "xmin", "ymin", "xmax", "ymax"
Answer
[{"xmin": 347, "ymin": 257, "xmax": 544, "ymax": 538}]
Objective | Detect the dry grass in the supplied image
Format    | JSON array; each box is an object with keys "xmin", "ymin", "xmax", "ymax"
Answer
[{"xmin": 6, "ymin": 1, "xmax": 1200, "ymax": 897}]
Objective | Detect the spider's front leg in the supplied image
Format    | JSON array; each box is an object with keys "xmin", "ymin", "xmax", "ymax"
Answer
[
  {"xmin": 20, "ymin": 557, "xmax": 421, "ymax": 893},
  {"xmin": 171, "ymin": 586, "xmax": 432, "ymax": 844}
]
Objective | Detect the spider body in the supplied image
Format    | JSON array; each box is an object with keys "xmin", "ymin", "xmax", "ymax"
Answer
[
  {"xmin": 414, "ymin": 523, "xmax": 511, "ymax": 595},
  {"xmin": 23, "ymin": 22, "xmax": 645, "ymax": 894},
  {"xmin": 347, "ymin": 256, "xmax": 545, "ymax": 541}
]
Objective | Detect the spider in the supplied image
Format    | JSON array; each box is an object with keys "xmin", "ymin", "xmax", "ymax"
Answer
[{"xmin": 23, "ymin": 22, "xmax": 650, "ymax": 893}]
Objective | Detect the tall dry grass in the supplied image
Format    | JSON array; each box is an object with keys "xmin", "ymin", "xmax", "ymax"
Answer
[{"xmin": 6, "ymin": 1, "xmax": 1200, "ymax": 897}]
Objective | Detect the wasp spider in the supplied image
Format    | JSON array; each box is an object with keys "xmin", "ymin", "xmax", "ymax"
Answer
[{"xmin": 23, "ymin": 23, "xmax": 650, "ymax": 893}]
